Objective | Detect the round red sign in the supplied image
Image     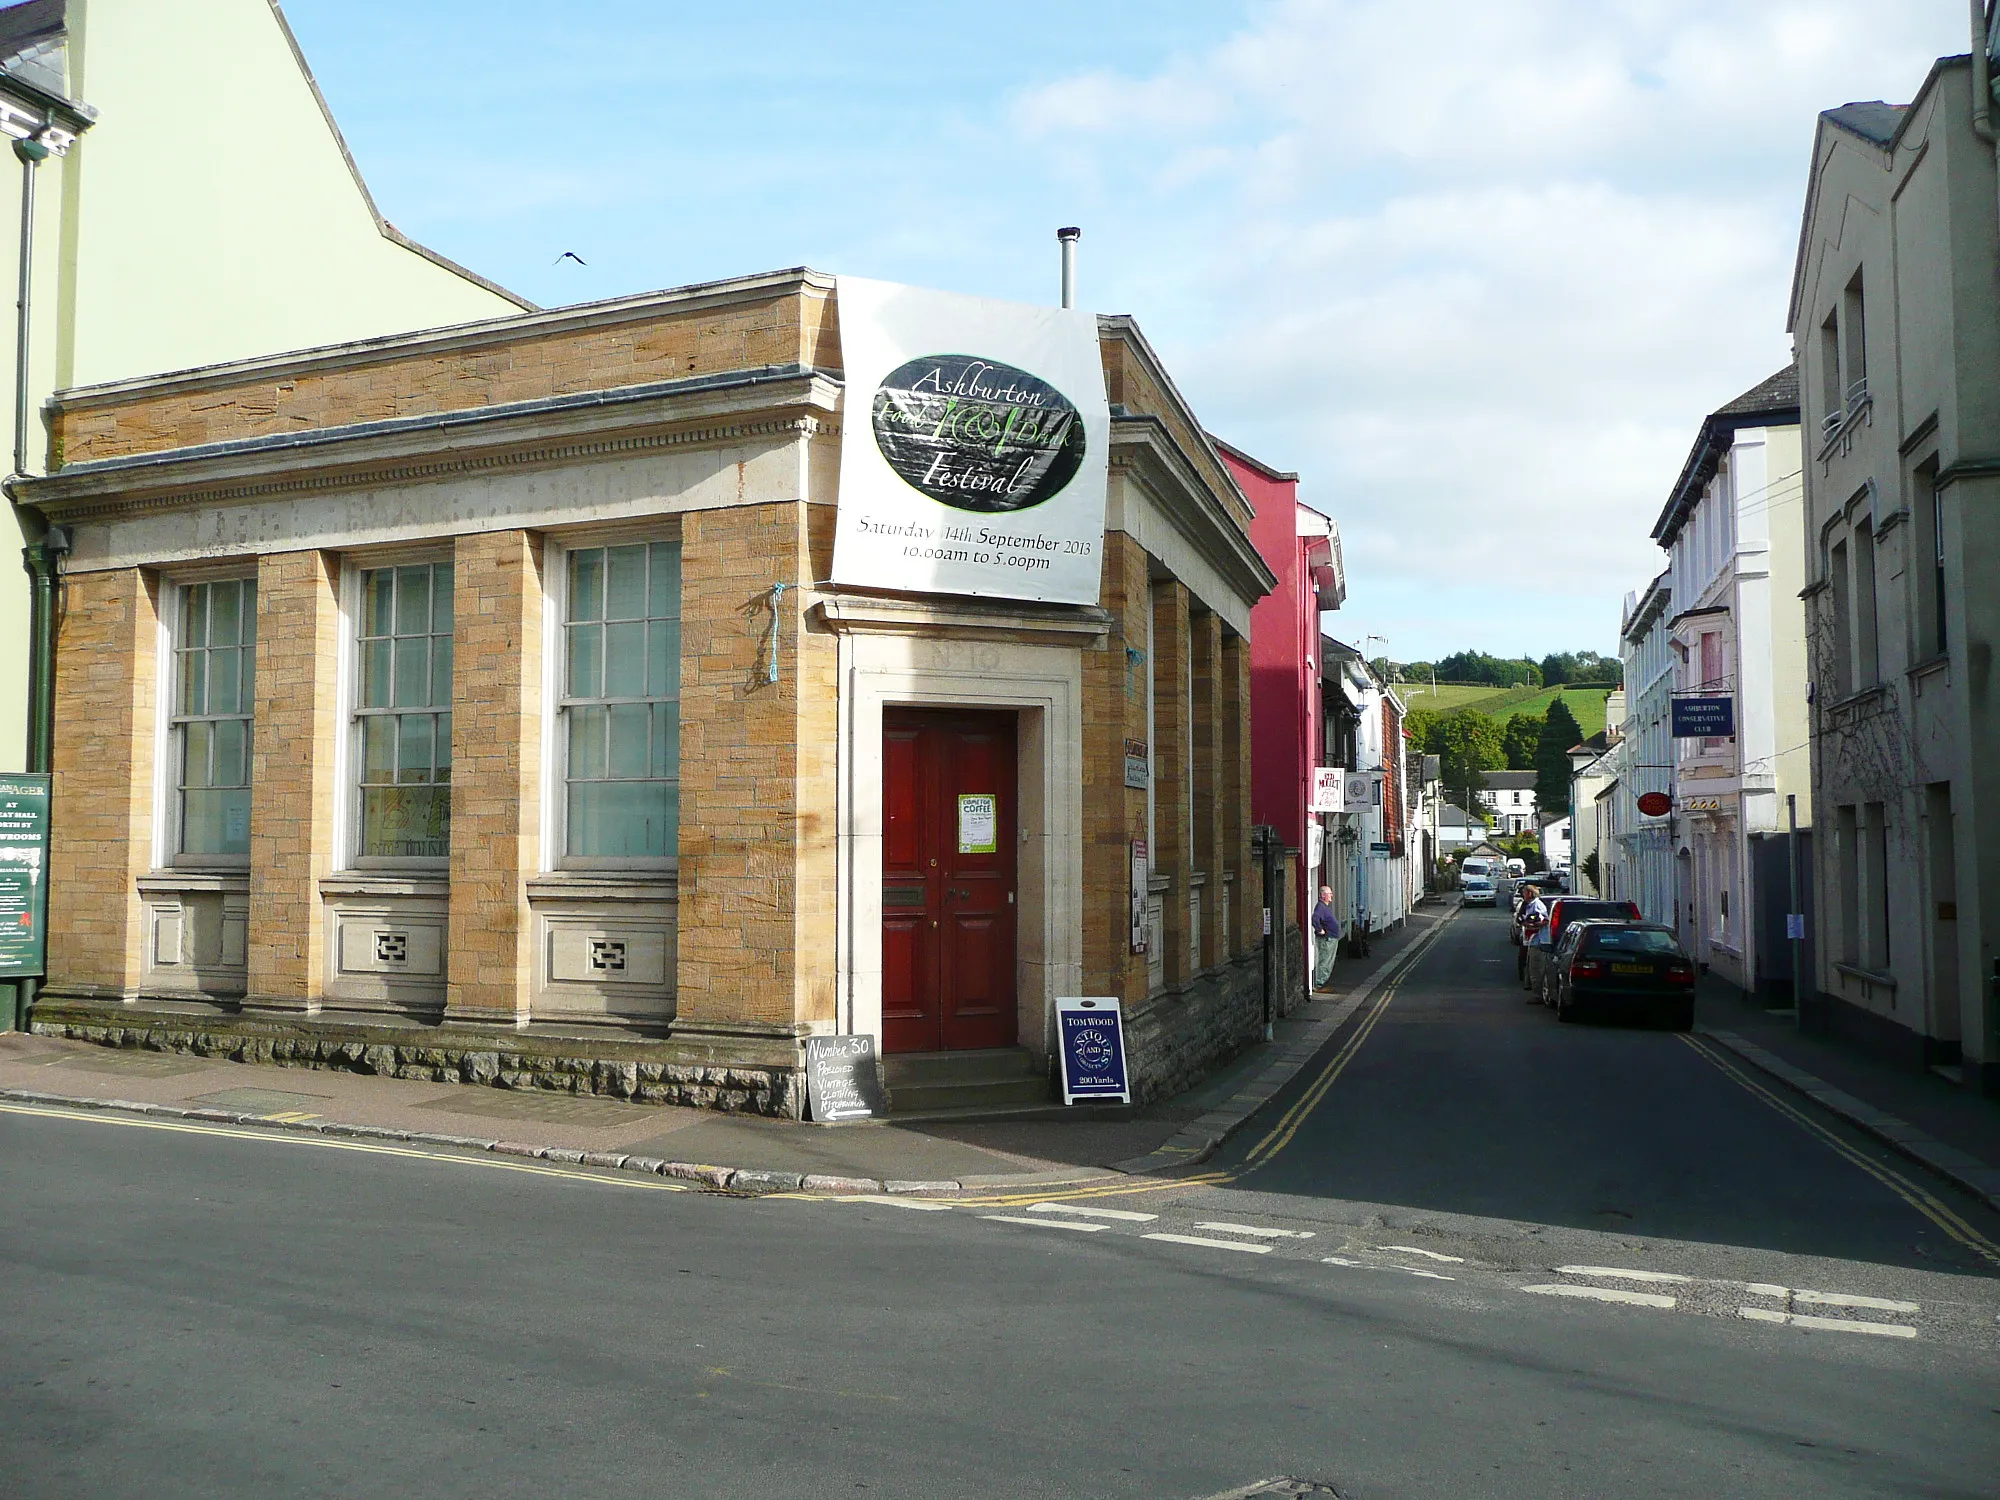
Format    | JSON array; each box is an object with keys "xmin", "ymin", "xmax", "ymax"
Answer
[{"xmin": 1636, "ymin": 791, "xmax": 1673, "ymax": 818}]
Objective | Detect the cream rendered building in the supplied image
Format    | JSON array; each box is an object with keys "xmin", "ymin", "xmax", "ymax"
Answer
[
  {"xmin": 1792, "ymin": 41, "xmax": 2000, "ymax": 1092},
  {"xmin": 1651, "ymin": 369, "xmax": 1809, "ymax": 998},
  {"xmin": 1, "ymin": 0, "xmax": 527, "ymax": 778}
]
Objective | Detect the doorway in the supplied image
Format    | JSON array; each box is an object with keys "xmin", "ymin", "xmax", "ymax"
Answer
[{"xmin": 881, "ymin": 707, "xmax": 1019, "ymax": 1053}]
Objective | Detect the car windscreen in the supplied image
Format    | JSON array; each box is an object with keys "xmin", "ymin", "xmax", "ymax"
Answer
[
  {"xmin": 1579, "ymin": 926, "xmax": 1683, "ymax": 956},
  {"xmin": 1552, "ymin": 902, "xmax": 1635, "ymax": 926}
]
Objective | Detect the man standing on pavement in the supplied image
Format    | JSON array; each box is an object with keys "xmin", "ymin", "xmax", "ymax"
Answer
[
  {"xmin": 1517, "ymin": 884, "xmax": 1547, "ymax": 982},
  {"xmin": 1312, "ymin": 884, "xmax": 1341, "ymax": 994}
]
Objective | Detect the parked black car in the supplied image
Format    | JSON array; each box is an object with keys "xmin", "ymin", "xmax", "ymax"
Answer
[
  {"xmin": 1547, "ymin": 922, "xmax": 1697, "ymax": 1029},
  {"xmin": 1523, "ymin": 897, "xmax": 1644, "ymax": 1003}
]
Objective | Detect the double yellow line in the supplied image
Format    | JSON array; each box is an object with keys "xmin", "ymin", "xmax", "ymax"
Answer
[
  {"xmin": 1682, "ymin": 1036, "xmax": 2000, "ymax": 1270},
  {"xmin": 1234, "ymin": 970, "xmax": 1407, "ymax": 1174}
]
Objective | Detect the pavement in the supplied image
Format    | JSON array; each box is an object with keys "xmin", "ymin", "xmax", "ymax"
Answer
[
  {"xmin": 0, "ymin": 905, "xmax": 1452, "ymax": 1196},
  {"xmin": 7, "ymin": 897, "xmax": 1998, "ymax": 1497}
]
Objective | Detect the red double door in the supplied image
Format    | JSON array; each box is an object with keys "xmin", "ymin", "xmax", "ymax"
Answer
[{"xmin": 881, "ymin": 708, "xmax": 1018, "ymax": 1054}]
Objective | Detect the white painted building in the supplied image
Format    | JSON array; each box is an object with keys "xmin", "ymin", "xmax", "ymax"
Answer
[
  {"xmin": 1477, "ymin": 770, "xmax": 1537, "ymax": 835},
  {"xmin": 1652, "ymin": 368, "xmax": 1809, "ymax": 997},
  {"xmin": 1606, "ymin": 571, "xmax": 1676, "ymax": 924}
]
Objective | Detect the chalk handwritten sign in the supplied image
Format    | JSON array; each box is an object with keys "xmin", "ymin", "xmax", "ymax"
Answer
[{"xmin": 804, "ymin": 1034, "xmax": 890, "ymax": 1123}]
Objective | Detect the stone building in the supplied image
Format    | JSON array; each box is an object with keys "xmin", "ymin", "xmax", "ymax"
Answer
[
  {"xmin": 1791, "ymin": 39, "xmax": 2000, "ymax": 1091},
  {"xmin": 21, "ymin": 269, "xmax": 1276, "ymax": 1114}
]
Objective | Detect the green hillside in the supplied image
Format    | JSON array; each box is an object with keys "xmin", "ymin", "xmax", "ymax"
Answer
[{"xmin": 1396, "ymin": 682, "xmax": 1615, "ymax": 740}]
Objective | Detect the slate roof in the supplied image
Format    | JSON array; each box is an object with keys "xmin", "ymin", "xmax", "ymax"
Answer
[
  {"xmin": 1480, "ymin": 770, "xmax": 1536, "ymax": 791},
  {"xmin": 1651, "ymin": 363, "xmax": 1800, "ymax": 546},
  {"xmin": 1823, "ymin": 101, "xmax": 1909, "ymax": 146},
  {"xmin": 0, "ymin": 0, "xmax": 67, "ymax": 99}
]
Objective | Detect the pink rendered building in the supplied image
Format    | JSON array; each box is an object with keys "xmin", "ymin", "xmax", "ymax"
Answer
[{"xmin": 1215, "ymin": 440, "xmax": 1344, "ymax": 999}]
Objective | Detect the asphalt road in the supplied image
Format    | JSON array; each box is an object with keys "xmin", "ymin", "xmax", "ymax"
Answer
[{"xmin": 4, "ymin": 905, "xmax": 1998, "ymax": 1498}]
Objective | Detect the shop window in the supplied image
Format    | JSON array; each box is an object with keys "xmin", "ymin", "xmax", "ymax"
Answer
[
  {"xmin": 171, "ymin": 577, "xmax": 256, "ymax": 861},
  {"xmin": 353, "ymin": 562, "xmax": 452, "ymax": 862},
  {"xmin": 560, "ymin": 541, "xmax": 680, "ymax": 864}
]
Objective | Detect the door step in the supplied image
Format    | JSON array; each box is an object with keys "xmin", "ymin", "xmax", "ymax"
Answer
[{"xmin": 884, "ymin": 1047, "xmax": 1051, "ymax": 1115}]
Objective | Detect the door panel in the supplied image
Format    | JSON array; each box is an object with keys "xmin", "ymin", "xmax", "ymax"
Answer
[{"xmin": 881, "ymin": 708, "xmax": 1018, "ymax": 1053}]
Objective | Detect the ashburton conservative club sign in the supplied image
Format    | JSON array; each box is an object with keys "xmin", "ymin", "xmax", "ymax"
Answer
[{"xmin": 831, "ymin": 277, "xmax": 1111, "ymax": 607}]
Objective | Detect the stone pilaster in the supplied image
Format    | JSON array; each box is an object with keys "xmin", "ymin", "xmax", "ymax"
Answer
[
  {"xmin": 246, "ymin": 551, "xmax": 341, "ymax": 1011},
  {"xmin": 1082, "ymin": 533, "xmax": 1153, "ymax": 1003},
  {"xmin": 1222, "ymin": 629, "xmax": 1255, "ymax": 960},
  {"xmin": 446, "ymin": 531, "xmax": 544, "ymax": 1024},
  {"xmin": 46, "ymin": 568, "xmax": 159, "ymax": 998},
  {"xmin": 1191, "ymin": 607, "xmax": 1224, "ymax": 968},
  {"xmin": 1150, "ymin": 580, "xmax": 1192, "ymax": 988}
]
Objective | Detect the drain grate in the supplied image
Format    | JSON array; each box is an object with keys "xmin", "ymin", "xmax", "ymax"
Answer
[{"xmin": 1199, "ymin": 1482, "xmax": 1347, "ymax": 1500}]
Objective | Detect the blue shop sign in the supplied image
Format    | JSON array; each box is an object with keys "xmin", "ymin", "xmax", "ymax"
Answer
[
  {"xmin": 1058, "ymin": 996, "xmax": 1130, "ymax": 1105},
  {"xmin": 1671, "ymin": 694, "xmax": 1735, "ymax": 739}
]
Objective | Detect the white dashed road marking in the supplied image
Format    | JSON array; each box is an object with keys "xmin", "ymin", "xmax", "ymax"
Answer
[
  {"xmin": 843, "ymin": 1196, "xmax": 954, "ymax": 1211},
  {"xmin": 1523, "ymin": 1283, "xmax": 1677, "ymax": 1309},
  {"xmin": 982, "ymin": 1214, "xmax": 1106, "ymax": 1233},
  {"xmin": 1323, "ymin": 1257, "xmax": 1454, "ymax": 1281},
  {"xmin": 1193, "ymin": 1222, "xmax": 1314, "ymax": 1239},
  {"xmin": 1029, "ymin": 1202, "xmax": 1158, "ymax": 1223},
  {"xmin": 1739, "ymin": 1308, "xmax": 1917, "ymax": 1338},
  {"xmin": 1793, "ymin": 1290, "xmax": 1920, "ymax": 1314},
  {"xmin": 1145, "ymin": 1232, "xmax": 1272, "ymax": 1255},
  {"xmin": 1556, "ymin": 1265, "xmax": 1692, "ymax": 1284},
  {"xmin": 1376, "ymin": 1245, "xmax": 1465, "ymax": 1263}
]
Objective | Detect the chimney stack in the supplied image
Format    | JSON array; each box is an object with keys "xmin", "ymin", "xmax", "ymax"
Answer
[{"xmin": 1057, "ymin": 226, "xmax": 1080, "ymax": 310}]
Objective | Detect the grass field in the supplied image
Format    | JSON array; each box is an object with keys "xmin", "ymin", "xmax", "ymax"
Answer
[{"xmin": 1395, "ymin": 681, "xmax": 1615, "ymax": 739}]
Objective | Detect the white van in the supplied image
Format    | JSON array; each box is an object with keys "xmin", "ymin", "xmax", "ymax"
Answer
[
  {"xmin": 1461, "ymin": 856, "xmax": 1496, "ymax": 881},
  {"xmin": 1506, "ymin": 858, "xmax": 1526, "ymax": 878}
]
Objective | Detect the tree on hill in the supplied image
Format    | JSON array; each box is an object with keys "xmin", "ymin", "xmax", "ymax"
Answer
[
  {"xmin": 1534, "ymin": 695, "xmax": 1585, "ymax": 818},
  {"xmin": 1502, "ymin": 711, "xmax": 1541, "ymax": 770},
  {"xmin": 1406, "ymin": 706, "xmax": 1505, "ymax": 808},
  {"xmin": 1432, "ymin": 650, "xmax": 1541, "ymax": 688},
  {"xmin": 1540, "ymin": 650, "xmax": 1623, "ymax": 687}
]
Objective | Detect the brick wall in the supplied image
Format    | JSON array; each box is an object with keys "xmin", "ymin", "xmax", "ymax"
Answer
[
  {"xmin": 247, "ymin": 551, "xmax": 341, "ymax": 1008},
  {"xmin": 47, "ymin": 568, "xmax": 159, "ymax": 996},
  {"xmin": 54, "ymin": 282, "xmax": 838, "ymax": 468},
  {"xmin": 676, "ymin": 501, "xmax": 837, "ymax": 1032},
  {"xmin": 446, "ymin": 531, "xmax": 545, "ymax": 1024}
]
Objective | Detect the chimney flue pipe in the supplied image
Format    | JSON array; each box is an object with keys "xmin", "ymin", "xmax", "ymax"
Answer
[{"xmin": 1057, "ymin": 226, "xmax": 1080, "ymax": 309}]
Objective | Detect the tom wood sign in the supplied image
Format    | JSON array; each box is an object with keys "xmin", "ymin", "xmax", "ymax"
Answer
[{"xmin": 832, "ymin": 277, "xmax": 1111, "ymax": 606}]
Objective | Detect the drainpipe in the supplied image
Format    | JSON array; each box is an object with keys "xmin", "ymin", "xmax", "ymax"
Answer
[{"xmin": 1974, "ymin": 0, "xmax": 1996, "ymax": 144}]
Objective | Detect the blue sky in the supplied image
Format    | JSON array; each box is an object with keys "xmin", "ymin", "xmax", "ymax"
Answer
[{"xmin": 284, "ymin": 0, "xmax": 1972, "ymax": 663}]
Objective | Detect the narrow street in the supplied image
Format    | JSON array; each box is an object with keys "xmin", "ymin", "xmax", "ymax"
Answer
[{"xmin": 5, "ymin": 906, "xmax": 1996, "ymax": 1499}]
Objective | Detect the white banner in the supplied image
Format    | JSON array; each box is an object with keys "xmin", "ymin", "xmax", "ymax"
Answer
[{"xmin": 831, "ymin": 276, "xmax": 1110, "ymax": 606}]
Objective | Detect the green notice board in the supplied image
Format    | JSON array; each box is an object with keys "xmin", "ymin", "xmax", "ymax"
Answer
[{"xmin": 0, "ymin": 773, "xmax": 50, "ymax": 977}]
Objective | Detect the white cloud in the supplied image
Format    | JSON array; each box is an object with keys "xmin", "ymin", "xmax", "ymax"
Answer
[{"xmin": 1008, "ymin": 0, "xmax": 1968, "ymax": 657}]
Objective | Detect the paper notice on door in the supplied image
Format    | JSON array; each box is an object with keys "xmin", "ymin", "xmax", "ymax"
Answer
[{"xmin": 957, "ymin": 794, "xmax": 997, "ymax": 854}]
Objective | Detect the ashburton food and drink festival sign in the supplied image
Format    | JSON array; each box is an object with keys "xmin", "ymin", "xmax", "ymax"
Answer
[{"xmin": 831, "ymin": 277, "xmax": 1111, "ymax": 607}]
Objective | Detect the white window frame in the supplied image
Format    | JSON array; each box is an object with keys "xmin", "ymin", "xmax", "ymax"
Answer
[
  {"xmin": 543, "ymin": 526, "xmax": 682, "ymax": 874},
  {"xmin": 339, "ymin": 547, "xmax": 455, "ymax": 872},
  {"xmin": 156, "ymin": 568, "xmax": 260, "ymax": 871}
]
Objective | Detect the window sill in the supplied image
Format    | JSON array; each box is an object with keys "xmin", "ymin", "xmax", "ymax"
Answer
[
  {"xmin": 1908, "ymin": 653, "xmax": 1949, "ymax": 681},
  {"xmin": 321, "ymin": 874, "xmax": 449, "ymax": 899},
  {"xmin": 528, "ymin": 872, "xmax": 678, "ymax": 903},
  {"xmin": 1829, "ymin": 683, "xmax": 1891, "ymax": 712},
  {"xmin": 139, "ymin": 870, "xmax": 250, "ymax": 895},
  {"xmin": 1834, "ymin": 961, "xmax": 1897, "ymax": 990}
]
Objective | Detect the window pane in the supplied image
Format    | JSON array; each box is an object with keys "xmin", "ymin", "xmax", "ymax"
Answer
[
  {"xmin": 607, "ymin": 702, "xmax": 649, "ymax": 778},
  {"xmin": 567, "ymin": 623, "xmax": 603, "ymax": 699},
  {"xmin": 646, "ymin": 620, "xmax": 680, "ymax": 698},
  {"xmin": 363, "ymin": 714, "xmax": 397, "ymax": 783},
  {"xmin": 649, "ymin": 543, "xmax": 681, "ymax": 618},
  {"xmin": 567, "ymin": 780, "xmax": 676, "ymax": 859},
  {"xmin": 435, "ymin": 712, "xmax": 452, "ymax": 779},
  {"xmin": 365, "ymin": 570, "xmax": 395, "ymax": 636},
  {"xmin": 184, "ymin": 586, "xmax": 209, "ymax": 648},
  {"xmin": 210, "ymin": 580, "xmax": 241, "ymax": 647},
  {"xmin": 430, "ymin": 565, "xmax": 453, "ymax": 634},
  {"xmin": 182, "ymin": 720, "xmax": 213, "ymax": 789},
  {"xmin": 208, "ymin": 648, "xmax": 241, "ymax": 715},
  {"xmin": 393, "ymin": 636, "xmax": 429, "ymax": 707},
  {"xmin": 237, "ymin": 634, "xmax": 257, "ymax": 708},
  {"xmin": 650, "ymin": 701, "xmax": 679, "ymax": 780},
  {"xmin": 570, "ymin": 549, "xmax": 602, "ymax": 622},
  {"xmin": 181, "ymin": 649, "xmax": 207, "ymax": 716},
  {"xmin": 362, "ymin": 639, "xmax": 393, "ymax": 709},
  {"xmin": 397, "ymin": 713, "xmax": 433, "ymax": 783},
  {"xmin": 431, "ymin": 637, "xmax": 453, "ymax": 708},
  {"xmin": 240, "ymin": 579, "xmax": 257, "ymax": 643},
  {"xmin": 212, "ymin": 718, "xmax": 247, "ymax": 788},
  {"xmin": 396, "ymin": 565, "xmax": 431, "ymax": 637},
  {"xmin": 182, "ymin": 788, "xmax": 249, "ymax": 857},
  {"xmin": 604, "ymin": 622, "xmax": 646, "ymax": 697},
  {"xmin": 606, "ymin": 545, "xmax": 647, "ymax": 620},
  {"xmin": 361, "ymin": 786, "xmax": 449, "ymax": 859},
  {"xmin": 568, "ymin": 704, "xmax": 606, "ymax": 780}
]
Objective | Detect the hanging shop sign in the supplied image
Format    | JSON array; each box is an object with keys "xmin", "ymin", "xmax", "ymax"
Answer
[
  {"xmin": 1635, "ymin": 790, "xmax": 1673, "ymax": 818},
  {"xmin": 0, "ymin": 773, "xmax": 50, "ymax": 977},
  {"xmin": 831, "ymin": 277, "xmax": 1111, "ymax": 606},
  {"xmin": 1308, "ymin": 767, "xmax": 1346, "ymax": 814},
  {"xmin": 1344, "ymin": 771, "xmax": 1377, "ymax": 807},
  {"xmin": 1671, "ymin": 694, "xmax": 1735, "ymax": 738},
  {"xmin": 803, "ymin": 1034, "xmax": 890, "ymax": 1123},
  {"xmin": 1057, "ymin": 996, "xmax": 1130, "ymax": 1105}
]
